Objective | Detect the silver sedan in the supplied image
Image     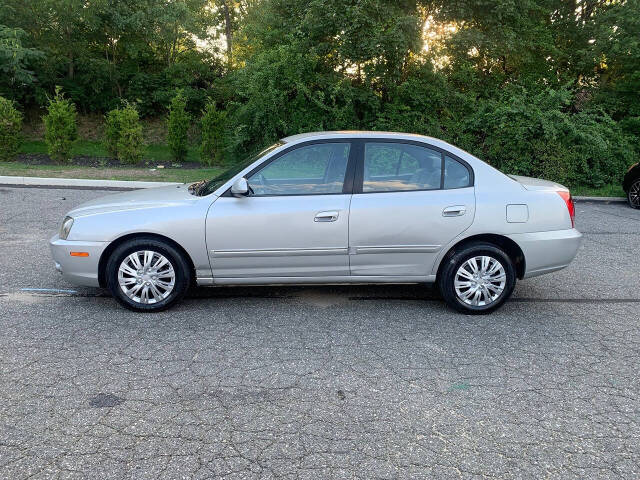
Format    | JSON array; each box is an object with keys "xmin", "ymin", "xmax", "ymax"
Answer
[{"xmin": 50, "ymin": 131, "xmax": 582, "ymax": 313}]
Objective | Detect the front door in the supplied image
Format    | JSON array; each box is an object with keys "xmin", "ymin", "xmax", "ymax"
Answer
[
  {"xmin": 349, "ymin": 141, "xmax": 476, "ymax": 277},
  {"xmin": 206, "ymin": 141, "xmax": 355, "ymax": 279}
]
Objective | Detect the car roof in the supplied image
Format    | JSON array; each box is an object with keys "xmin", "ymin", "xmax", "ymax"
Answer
[{"xmin": 280, "ymin": 131, "xmax": 440, "ymax": 144}]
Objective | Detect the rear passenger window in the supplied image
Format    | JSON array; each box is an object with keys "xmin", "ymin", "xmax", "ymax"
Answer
[
  {"xmin": 363, "ymin": 143, "xmax": 442, "ymax": 192},
  {"xmin": 444, "ymin": 156, "xmax": 471, "ymax": 189}
]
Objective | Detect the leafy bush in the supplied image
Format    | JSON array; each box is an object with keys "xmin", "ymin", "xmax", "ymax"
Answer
[
  {"xmin": 200, "ymin": 102, "xmax": 227, "ymax": 166},
  {"xmin": 0, "ymin": 96, "xmax": 23, "ymax": 161},
  {"xmin": 374, "ymin": 64, "xmax": 475, "ymax": 145},
  {"xmin": 104, "ymin": 102, "xmax": 144, "ymax": 164},
  {"xmin": 228, "ymin": 46, "xmax": 368, "ymax": 159},
  {"xmin": 43, "ymin": 87, "xmax": 78, "ymax": 162},
  {"xmin": 167, "ymin": 90, "xmax": 190, "ymax": 161},
  {"xmin": 460, "ymin": 86, "xmax": 636, "ymax": 188}
]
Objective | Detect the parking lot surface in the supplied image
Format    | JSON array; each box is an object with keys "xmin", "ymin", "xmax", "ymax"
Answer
[{"xmin": 1, "ymin": 186, "xmax": 639, "ymax": 479}]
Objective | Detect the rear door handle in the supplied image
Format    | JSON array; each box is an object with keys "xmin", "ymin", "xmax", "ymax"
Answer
[
  {"xmin": 443, "ymin": 205, "xmax": 466, "ymax": 217},
  {"xmin": 314, "ymin": 211, "xmax": 339, "ymax": 222}
]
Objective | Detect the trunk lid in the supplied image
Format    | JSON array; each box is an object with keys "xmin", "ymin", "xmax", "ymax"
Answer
[{"xmin": 508, "ymin": 175, "xmax": 568, "ymax": 192}]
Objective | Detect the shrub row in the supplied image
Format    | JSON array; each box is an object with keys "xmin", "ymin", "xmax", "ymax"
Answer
[{"xmin": 0, "ymin": 90, "xmax": 226, "ymax": 166}]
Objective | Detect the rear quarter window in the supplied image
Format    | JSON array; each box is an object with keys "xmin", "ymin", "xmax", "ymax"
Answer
[{"xmin": 444, "ymin": 156, "xmax": 471, "ymax": 189}]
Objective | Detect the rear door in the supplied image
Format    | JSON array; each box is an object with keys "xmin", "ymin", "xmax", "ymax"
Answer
[{"xmin": 348, "ymin": 140, "xmax": 475, "ymax": 277}]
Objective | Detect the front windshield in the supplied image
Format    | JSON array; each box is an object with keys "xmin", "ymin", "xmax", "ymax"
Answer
[{"xmin": 197, "ymin": 142, "xmax": 284, "ymax": 196}]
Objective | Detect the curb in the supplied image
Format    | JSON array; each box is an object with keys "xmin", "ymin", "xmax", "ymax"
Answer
[
  {"xmin": 0, "ymin": 175, "xmax": 180, "ymax": 190},
  {"xmin": 573, "ymin": 196, "xmax": 626, "ymax": 203}
]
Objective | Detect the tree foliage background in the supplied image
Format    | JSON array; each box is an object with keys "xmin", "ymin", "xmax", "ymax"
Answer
[{"xmin": 1, "ymin": 0, "xmax": 638, "ymax": 186}]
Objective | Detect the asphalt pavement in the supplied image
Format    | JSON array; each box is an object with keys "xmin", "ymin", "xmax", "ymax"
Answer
[{"xmin": 1, "ymin": 186, "xmax": 639, "ymax": 479}]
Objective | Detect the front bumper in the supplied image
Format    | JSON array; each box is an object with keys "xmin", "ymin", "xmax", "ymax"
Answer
[
  {"xmin": 49, "ymin": 234, "xmax": 109, "ymax": 287},
  {"xmin": 507, "ymin": 228, "xmax": 583, "ymax": 278}
]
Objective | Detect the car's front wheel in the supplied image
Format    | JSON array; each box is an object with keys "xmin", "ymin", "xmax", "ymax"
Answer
[
  {"xmin": 438, "ymin": 242, "xmax": 516, "ymax": 314},
  {"xmin": 627, "ymin": 178, "xmax": 640, "ymax": 209},
  {"xmin": 105, "ymin": 237, "xmax": 191, "ymax": 312}
]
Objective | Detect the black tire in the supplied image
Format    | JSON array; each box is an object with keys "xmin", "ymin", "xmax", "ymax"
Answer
[
  {"xmin": 627, "ymin": 178, "xmax": 640, "ymax": 209},
  {"xmin": 438, "ymin": 242, "xmax": 516, "ymax": 315},
  {"xmin": 105, "ymin": 237, "xmax": 191, "ymax": 312}
]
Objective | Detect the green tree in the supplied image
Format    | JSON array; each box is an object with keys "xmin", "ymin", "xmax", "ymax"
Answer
[
  {"xmin": 104, "ymin": 102, "xmax": 145, "ymax": 164},
  {"xmin": 3, "ymin": 0, "xmax": 220, "ymax": 114},
  {"xmin": 0, "ymin": 96, "xmax": 23, "ymax": 161},
  {"xmin": 227, "ymin": 0, "xmax": 422, "ymax": 155},
  {"xmin": 0, "ymin": 25, "xmax": 44, "ymax": 100},
  {"xmin": 200, "ymin": 101, "xmax": 227, "ymax": 166},
  {"xmin": 43, "ymin": 87, "xmax": 78, "ymax": 162},
  {"xmin": 167, "ymin": 90, "xmax": 191, "ymax": 161},
  {"xmin": 591, "ymin": 0, "xmax": 640, "ymax": 134}
]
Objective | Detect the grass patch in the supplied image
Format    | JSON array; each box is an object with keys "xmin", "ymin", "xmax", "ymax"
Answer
[
  {"xmin": 570, "ymin": 183, "xmax": 625, "ymax": 197},
  {"xmin": 145, "ymin": 143, "xmax": 200, "ymax": 163},
  {"xmin": 0, "ymin": 161, "xmax": 222, "ymax": 183},
  {"xmin": 19, "ymin": 140, "xmax": 201, "ymax": 164},
  {"xmin": 20, "ymin": 140, "xmax": 49, "ymax": 154}
]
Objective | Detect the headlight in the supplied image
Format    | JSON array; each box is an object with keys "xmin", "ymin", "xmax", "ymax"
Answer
[{"xmin": 60, "ymin": 216, "xmax": 74, "ymax": 240}]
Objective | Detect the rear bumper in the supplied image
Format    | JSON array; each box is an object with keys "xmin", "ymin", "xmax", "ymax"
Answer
[
  {"xmin": 49, "ymin": 234, "xmax": 108, "ymax": 287},
  {"xmin": 507, "ymin": 228, "xmax": 582, "ymax": 278}
]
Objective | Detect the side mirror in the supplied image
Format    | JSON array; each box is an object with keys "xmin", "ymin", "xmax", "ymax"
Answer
[{"xmin": 230, "ymin": 177, "xmax": 250, "ymax": 197}]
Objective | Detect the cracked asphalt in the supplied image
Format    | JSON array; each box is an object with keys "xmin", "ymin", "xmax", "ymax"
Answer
[{"xmin": 1, "ymin": 186, "xmax": 639, "ymax": 479}]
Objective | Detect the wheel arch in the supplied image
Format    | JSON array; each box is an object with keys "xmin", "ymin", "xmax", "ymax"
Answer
[
  {"xmin": 98, "ymin": 232, "xmax": 196, "ymax": 288},
  {"xmin": 435, "ymin": 233, "xmax": 526, "ymax": 282}
]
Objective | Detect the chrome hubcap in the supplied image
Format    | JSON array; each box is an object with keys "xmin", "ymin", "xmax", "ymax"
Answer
[
  {"xmin": 629, "ymin": 180, "xmax": 640, "ymax": 207},
  {"xmin": 454, "ymin": 256, "xmax": 506, "ymax": 307},
  {"xmin": 118, "ymin": 250, "xmax": 175, "ymax": 304}
]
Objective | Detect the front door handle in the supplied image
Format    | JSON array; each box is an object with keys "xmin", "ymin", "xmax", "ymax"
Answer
[
  {"xmin": 443, "ymin": 205, "xmax": 466, "ymax": 217},
  {"xmin": 314, "ymin": 211, "xmax": 339, "ymax": 222}
]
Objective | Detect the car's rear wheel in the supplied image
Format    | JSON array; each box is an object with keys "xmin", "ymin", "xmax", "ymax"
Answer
[
  {"xmin": 438, "ymin": 242, "xmax": 516, "ymax": 314},
  {"xmin": 627, "ymin": 178, "xmax": 640, "ymax": 209},
  {"xmin": 105, "ymin": 237, "xmax": 191, "ymax": 312}
]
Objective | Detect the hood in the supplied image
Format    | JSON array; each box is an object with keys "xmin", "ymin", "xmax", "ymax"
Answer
[
  {"xmin": 67, "ymin": 184, "xmax": 209, "ymax": 217},
  {"xmin": 508, "ymin": 175, "xmax": 568, "ymax": 192}
]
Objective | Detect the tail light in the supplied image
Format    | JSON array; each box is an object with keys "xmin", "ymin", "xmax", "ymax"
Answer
[{"xmin": 557, "ymin": 191, "xmax": 575, "ymax": 228}]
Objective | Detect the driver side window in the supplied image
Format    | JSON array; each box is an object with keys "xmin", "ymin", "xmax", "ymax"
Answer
[{"xmin": 248, "ymin": 143, "xmax": 350, "ymax": 196}]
